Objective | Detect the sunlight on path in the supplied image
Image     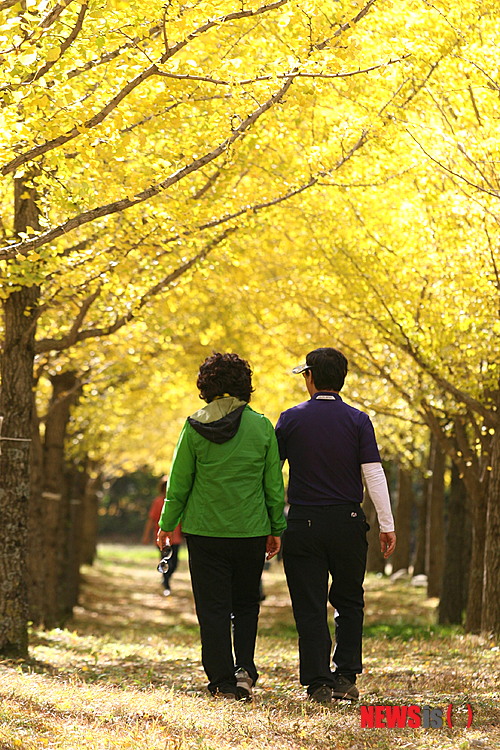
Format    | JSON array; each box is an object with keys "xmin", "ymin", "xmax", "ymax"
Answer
[{"xmin": 0, "ymin": 544, "xmax": 498, "ymax": 750}]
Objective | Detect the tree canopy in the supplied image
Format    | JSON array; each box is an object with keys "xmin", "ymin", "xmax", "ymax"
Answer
[{"xmin": 1, "ymin": 0, "xmax": 499, "ymax": 654}]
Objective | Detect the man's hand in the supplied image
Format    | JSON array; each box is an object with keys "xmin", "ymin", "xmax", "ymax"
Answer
[
  {"xmin": 157, "ymin": 529, "xmax": 171, "ymax": 550},
  {"xmin": 266, "ymin": 535, "xmax": 281, "ymax": 561},
  {"xmin": 380, "ymin": 531, "xmax": 396, "ymax": 559}
]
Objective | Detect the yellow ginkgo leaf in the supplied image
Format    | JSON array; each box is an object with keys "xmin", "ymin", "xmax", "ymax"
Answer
[{"xmin": 45, "ymin": 48, "xmax": 60, "ymax": 62}]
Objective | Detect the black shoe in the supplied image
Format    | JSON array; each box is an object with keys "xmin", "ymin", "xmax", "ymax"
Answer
[
  {"xmin": 235, "ymin": 685, "xmax": 252, "ymax": 702},
  {"xmin": 331, "ymin": 674, "xmax": 359, "ymax": 701},
  {"xmin": 211, "ymin": 686, "xmax": 251, "ymax": 702},
  {"xmin": 308, "ymin": 685, "xmax": 333, "ymax": 704},
  {"xmin": 235, "ymin": 668, "xmax": 253, "ymax": 700}
]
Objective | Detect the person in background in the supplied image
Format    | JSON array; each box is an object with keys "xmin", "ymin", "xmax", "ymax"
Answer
[
  {"xmin": 276, "ymin": 347, "xmax": 396, "ymax": 704},
  {"xmin": 157, "ymin": 352, "xmax": 286, "ymax": 701},
  {"xmin": 142, "ymin": 475, "xmax": 182, "ymax": 597}
]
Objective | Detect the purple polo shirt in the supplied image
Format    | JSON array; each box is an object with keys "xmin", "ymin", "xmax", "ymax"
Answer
[{"xmin": 275, "ymin": 392, "xmax": 381, "ymax": 505}]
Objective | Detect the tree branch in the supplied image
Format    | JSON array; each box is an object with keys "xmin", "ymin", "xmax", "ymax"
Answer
[
  {"xmin": 0, "ymin": 0, "xmax": 78, "ymax": 55},
  {"xmin": 32, "ymin": 287, "xmax": 101, "ymax": 353},
  {"xmin": 32, "ymin": 121, "xmax": 370, "ymax": 353},
  {"xmin": 33, "ymin": 124, "xmax": 369, "ymax": 283},
  {"xmin": 328, "ymin": 228, "xmax": 498, "ymax": 424},
  {"xmin": 370, "ymin": 302, "xmax": 497, "ymax": 425},
  {"xmin": 191, "ymin": 168, "xmax": 222, "ymax": 201},
  {"xmin": 419, "ymin": 401, "xmax": 468, "ymax": 475},
  {"xmin": 1, "ymin": 0, "xmax": 290, "ymax": 175},
  {"xmin": 456, "ymin": 141, "xmax": 496, "ymax": 193},
  {"xmin": 454, "ymin": 56, "xmax": 500, "ymax": 93},
  {"xmin": 39, "ymin": 0, "xmax": 77, "ymax": 30},
  {"xmin": 165, "ymin": 0, "xmax": 290, "ymax": 59},
  {"xmin": 467, "ymin": 83, "xmax": 483, "ymax": 126},
  {"xmin": 65, "ymin": 24, "xmax": 163, "ymax": 81},
  {"xmin": 155, "ymin": 56, "xmax": 409, "ymax": 86},
  {"xmin": 1, "ymin": 61, "xmax": 164, "ymax": 176},
  {"xmin": 35, "ymin": 228, "xmax": 236, "ymax": 353},
  {"xmin": 313, "ymin": 0, "xmax": 377, "ymax": 50},
  {"xmin": 483, "ymin": 223, "xmax": 500, "ymax": 318},
  {"xmin": 398, "ymin": 54, "xmax": 447, "ymax": 108},
  {"xmin": 160, "ymin": 127, "xmax": 369, "ymax": 241},
  {"xmin": 0, "ymin": 74, "xmax": 295, "ymax": 260},
  {"xmin": 29, "ymin": 2, "xmax": 88, "ymax": 85},
  {"xmin": 405, "ymin": 129, "xmax": 500, "ymax": 199},
  {"xmin": 401, "ymin": 340, "xmax": 497, "ymax": 426}
]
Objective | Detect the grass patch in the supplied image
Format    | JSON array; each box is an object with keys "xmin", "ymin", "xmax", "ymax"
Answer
[
  {"xmin": 0, "ymin": 543, "xmax": 498, "ymax": 750},
  {"xmin": 363, "ymin": 623, "xmax": 462, "ymax": 640}
]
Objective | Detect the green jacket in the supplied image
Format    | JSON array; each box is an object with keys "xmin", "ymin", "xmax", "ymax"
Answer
[{"xmin": 159, "ymin": 397, "xmax": 286, "ymax": 537}]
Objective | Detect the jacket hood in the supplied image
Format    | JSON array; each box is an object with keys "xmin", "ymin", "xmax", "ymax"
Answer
[{"xmin": 187, "ymin": 396, "xmax": 247, "ymax": 444}]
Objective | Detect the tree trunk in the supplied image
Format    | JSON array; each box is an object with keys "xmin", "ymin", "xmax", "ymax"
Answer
[
  {"xmin": 0, "ymin": 288, "xmax": 39, "ymax": 657},
  {"xmin": 412, "ymin": 489, "xmax": 427, "ymax": 576},
  {"xmin": 464, "ymin": 478, "xmax": 488, "ymax": 633},
  {"xmin": 0, "ymin": 178, "xmax": 40, "ymax": 657},
  {"xmin": 426, "ymin": 437, "xmax": 445, "ymax": 598},
  {"xmin": 41, "ymin": 371, "xmax": 80, "ymax": 628},
  {"xmin": 390, "ymin": 466, "xmax": 413, "ymax": 573},
  {"xmin": 438, "ymin": 464, "xmax": 471, "ymax": 625},
  {"xmin": 80, "ymin": 462, "xmax": 102, "ymax": 567},
  {"xmin": 424, "ymin": 417, "xmax": 490, "ymax": 634},
  {"xmin": 27, "ymin": 412, "xmax": 45, "ymax": 627},
  {"xmin": 62, "ymin": 462, "xmax": 87, "ymax": 614},
  {"xmin": 481, "ymin": 422, "xmax": 500, "ymax": 633}
]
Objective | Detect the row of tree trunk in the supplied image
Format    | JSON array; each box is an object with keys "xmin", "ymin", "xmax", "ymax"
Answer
[
  {"xmin": 0, "ymin": 355, "xmax": 496, "ymax": 652},
  {"xmin": 24, "ymin": 393, "xmax": 480, "ymax": 632},
  {"xmin": 1, "ymin": 389, "xmax": 497, "ymax": 655},
  {"xmin": 366, "ymin": 440, "xmax": 473, "ymax": 626},
  {"xmin": 28, "ymin": 374, "xmax": 102, "ymax": 628}
]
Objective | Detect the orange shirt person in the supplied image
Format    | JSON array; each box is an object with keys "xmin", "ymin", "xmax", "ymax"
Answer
[{"xmin": 142, "ymin": 476, "xmax": 182, "ymax": 596}]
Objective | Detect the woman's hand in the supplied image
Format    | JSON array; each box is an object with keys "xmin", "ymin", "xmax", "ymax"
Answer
[
  {"xmin": 265, "ymin": 535, "xmax": 281, "ymax": 560},
  {"xmin": 157, "ymin": 529, "xmax": 171, "ymax": 550}
]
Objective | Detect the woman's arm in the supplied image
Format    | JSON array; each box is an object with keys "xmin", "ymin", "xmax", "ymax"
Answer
[
  {"xmin": 158, "ymin": 422, "xmax": 196, "ymax": 534},
  {"xmin": 263, "ymin": 421, "xmax": 287, "ymax": 536}
]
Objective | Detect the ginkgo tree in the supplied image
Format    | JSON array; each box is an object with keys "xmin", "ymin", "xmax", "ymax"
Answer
[
  {"xmin": 2, "ymin": 0, "xmax": 498, "ymax": 657},
  {"xmin": 231, "ymin": 1, "xmax": 500, "ymax": 632},
  {"xmin": 0, "ymin": 0, "xmax": 414, "ymax": 656}
]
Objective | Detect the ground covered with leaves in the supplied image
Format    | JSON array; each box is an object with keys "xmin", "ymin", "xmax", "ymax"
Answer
[{"xmin": 1, "ymin": 544, "xmax": 498, "ymax": 750}]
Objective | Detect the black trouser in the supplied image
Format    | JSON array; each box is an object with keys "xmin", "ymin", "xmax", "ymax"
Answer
[
  {"xmin": 160, "ymin": 544, "xmax": 179, "ymax": 589},
  {"xmin": 282, "ymin": 503, "xmax": 368, "ymax": 693},
  {"xmin": 186, "ymin": 534, "xmax": 267, "ymax": 694}
]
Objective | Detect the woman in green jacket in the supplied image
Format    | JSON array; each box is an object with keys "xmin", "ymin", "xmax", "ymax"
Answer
[{"xmin": 157, "ymin": 352, "xmax": 286, "ymax": 701}]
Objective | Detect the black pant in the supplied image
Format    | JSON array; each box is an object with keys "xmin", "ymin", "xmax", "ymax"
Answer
[
  {"xmin": 160, "ymin": 544, "xmax": 179, "ymax": 590},
  {"xmin": 282, "ymin": 503, "xmax": 368, "ymax": 693},
  {"xmin": 186, "ymin": 534, "xmax": 267, "ymax": 694}
]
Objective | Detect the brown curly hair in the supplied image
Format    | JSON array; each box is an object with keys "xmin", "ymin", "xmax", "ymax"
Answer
[{"xmin": 197, "ymin": 352, "xmax": 254, "ymax": 403}]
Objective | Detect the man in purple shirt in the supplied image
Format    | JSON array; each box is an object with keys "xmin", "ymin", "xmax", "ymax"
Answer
[{"xmin": 276, "ymin": 347, "xmax": 396, "ymax": 704}]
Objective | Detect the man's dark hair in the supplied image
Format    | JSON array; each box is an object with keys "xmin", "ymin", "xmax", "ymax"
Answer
[
  {"xmin": 197, "ymin": 352, "xmax": 254, "ymax": 402},
  {"xmin": 306, "ymin": 347, "xmax": 348, "ymax": 391}
]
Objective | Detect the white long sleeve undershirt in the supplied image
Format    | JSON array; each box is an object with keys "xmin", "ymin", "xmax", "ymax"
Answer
[{"xmin": 361, "ymin": 462, "xmax": 395, "ymax": 533}]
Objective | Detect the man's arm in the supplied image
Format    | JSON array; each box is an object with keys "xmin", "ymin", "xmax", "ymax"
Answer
[
  {"xmin": 361, "ymin": 462, "xmax": 397, "ymax": 559},
  {"xmin": 379, "ymin": 531, "xmax": 397, "ymax": 559}
]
